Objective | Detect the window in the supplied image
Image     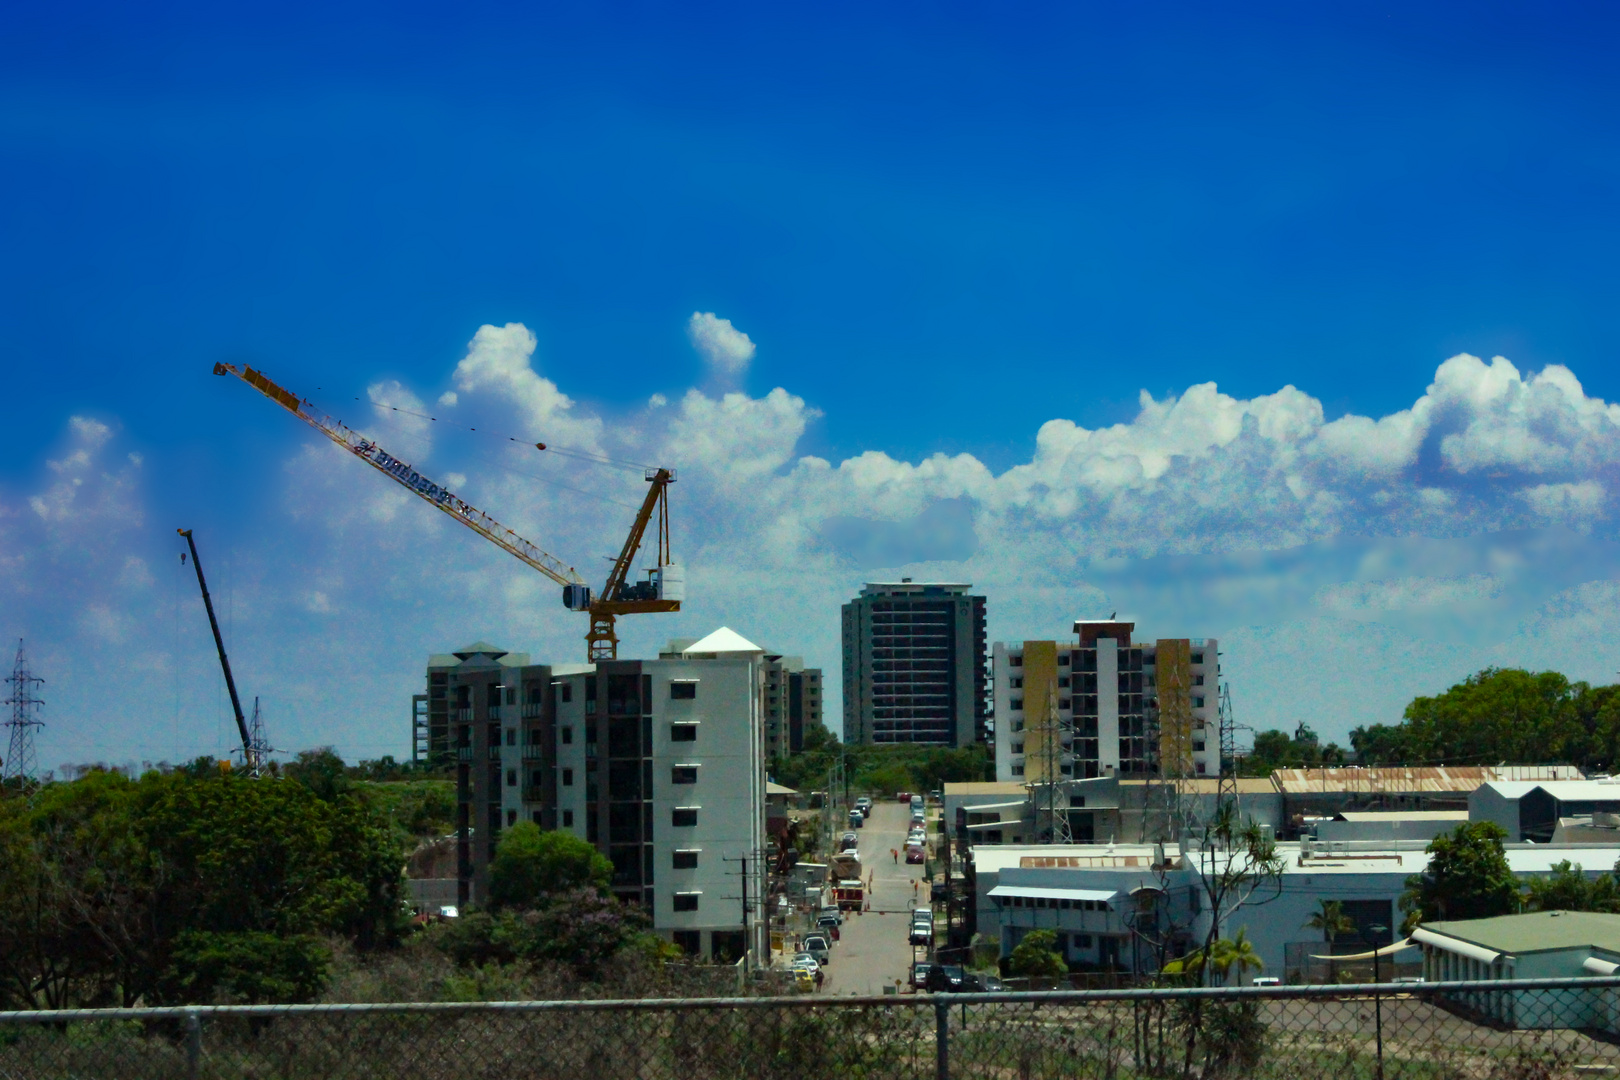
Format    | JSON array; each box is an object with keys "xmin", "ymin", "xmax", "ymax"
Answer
[
  {"xmin": 506, "ymin": 809, "xmax": 517, "ymax": 826},
  {"xmin": 531, "ymin": 810, "xmax": 542, "ymax": 824},
  {"xmin": 1011, "ymin": 742, "xmax": 1023, "ymax": 755},
  {"xmin": 1193, "ymin": 741, "xmax": 1206, "ymax": 753},
  {"xmin": 530, "ymin": 770, "xmax": 543, "ymax": 787},
  {"xmin": 506, "ymin": 769, "xmax": 517, "ymax": 787},
  {"xmin": 1191, "ymin": 652, "xmax": 1203, "ymax": 665},
  {"xmin": 673, "ymin": 892, "xmax": 700, "ymax": 912},
  {"xmin": 1010, "ymin": 654, "xmax": 1022, "ymax": 667},
  {"xmin": 1058, "ymin": 677, "xmax": 1069, "ymax": 688},
  {"xmin": 506, "ymin": 729, "xmax": 517, "ymax": 746},
  {"xmin": 561, "ymin": 726, "xmax": 573, "ymax": 745},
  {"xmin": 672, "ymin": 765, "xmax": 699, "ymax": 785},
  {"xmin": 1194, "ymin": 674, "xmax": 1205, "ymax": 686},
  {"xmin": 1075, "ymin": 934, "xmax": 1093, "ymax": 948},
  {"xmin": 671, "ymin": 681, "xmax": 697, "ymax": 700},
  {"xmin": 1058, "ymin": 653, "xmax": 1070, "ymax": 666},
  {"xmin": 562, "ymin": 810, "xmax": 574, "ymax": 827},
  {"xmin": 1011, "ymin": 697, "xmax": 1023, "ymax": 710},
  {"xmin": 529, "ymin": 727, "xmax": 541, "ymax": 745},
  {"xmin": 562, "ymin": 768, "xmax": 574, "ymax": 786},
  {"xmin": 1009, "ymin": 677, "xmax": 1023, "ymax": 689},
  {"xmin": 1194, "ymin": 696, "xmax": 1205, "ymax": 708},
  {"xmin": 673, "ymin": 849, "xmax": 699, "ymax": 869},
  {"xmin": 1012, "ymin": 765, "xmax": 1025, "ymax": 777},
  {"xmin": 672, "ymin": 807, "xmax": 698, "ymax": 827},
  {"xmin": 671, "ymin": 723, "xmax": 698, "ymax": 742}
]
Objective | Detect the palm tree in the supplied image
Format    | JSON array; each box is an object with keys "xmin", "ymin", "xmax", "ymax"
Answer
[
  {"xmin": 1305, "ymin": 899, "xmax": 1355, "ymax": 983},
  {"xmin": 1209, "ymin": 928, "xmax": 1264, "ymax": 986}
]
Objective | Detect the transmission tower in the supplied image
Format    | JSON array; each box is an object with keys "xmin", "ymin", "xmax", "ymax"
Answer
[
  {"xmin": 3, "ymin": 640, "xmax": 46, "ymax": 784},
  {"xmin": 240, "ymin": 696, "xmax": 274, "ymax": 776},
  {"xmin": 1216, "ymin": 682, "xmax": 1250, "ymax": 816},
  {"xmin": 1032, "ymin": 676, "xmax": 1074, "ymax": 844}
]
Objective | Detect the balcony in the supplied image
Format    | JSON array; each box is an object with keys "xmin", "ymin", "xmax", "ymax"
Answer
[
  {"xmin": 521, "ymin": 703, "xmax": 543, "ymax": 719},
  {"xmin": 488, "ymin": 706, "xmax": 504, "ymax": 721},
  {"xmin": 522, "ymin": 786, "xmax": 546, "ymax": 803},
  {"xmin": 521, "ymin": 745, "xmax": 546, "ymax": 760},
  {"xmin": 456, "ymin": 747, "xmax": 473, "ymax": 761}
]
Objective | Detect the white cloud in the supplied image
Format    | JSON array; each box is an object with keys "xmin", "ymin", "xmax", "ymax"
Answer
[
  {"xmin": 7, "ymin": 336, "xmax": 1620, "ymax": 770},
  {"xmin": 686, "ymin": 312, "xmax": 756, "ymax": 376},
  {"xmin": 437, "ymin": 391, "xmax": 457, "ymax": 407}
]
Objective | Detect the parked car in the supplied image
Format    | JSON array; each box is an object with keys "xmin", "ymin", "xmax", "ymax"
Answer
[
  {"xmin": 839, "ymin": 831, "xmax": 859, "ymax": 851},
  {"xmin": 910, "ymin": 921, "xmax": 933, "ymax": 946},
  {"xmin": 958, "ymin": 972, "xmax": 1005, "ymax": 993},
  {"xmin": 848, "ymin": 809, "xmax": 865, "ymax": 828},
  {"xmin": 896, "ymin": 791, "xmax": 912, "ymax": 803},
  {"xmin": 801, "ymin": 935, "xmax": 831, "ymax": 965},
  {"xmin": 906, "ymin": 847, "xmax": 925, "ymax": 864},
  {"xmin": 930, "ymin": 883, "xmax": 949, "ymax": 903},
  {"xmin": 817, "ymin": 906, "xmax": 843, "ymax": 926},
  {"xmin": 791, "ymin": 952, "xmax": 819, "ymax": 974},
  {"xmin": 1251, "ymin": 977, "xmax": 1281, "ymax": 987},
  {"xmin": 855, "ymin": 796, "xmax": 873, "ymax": 813},
  {"xmin": 911, "ymin": 961, "xmax": 934, "ymax": 988},
  {"xmin": 793, "ymin": 967, "xmax": 816, "ymax": 992}
]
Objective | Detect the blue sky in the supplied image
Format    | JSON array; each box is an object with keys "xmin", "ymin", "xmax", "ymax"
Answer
[{"xmin": 3, "ymin": 2, "xmax": 1619, "ymax": 768}]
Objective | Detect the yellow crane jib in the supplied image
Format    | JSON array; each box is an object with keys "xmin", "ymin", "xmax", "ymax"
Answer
[{"xmin": 214, "ymin": 361, "xmax": 682, "ymax": 660}]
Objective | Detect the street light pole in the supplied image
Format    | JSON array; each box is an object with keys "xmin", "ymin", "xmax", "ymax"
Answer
[{"xmin": 1365, "ymin": 922, "xmax": 1387, "ymax": 1080}]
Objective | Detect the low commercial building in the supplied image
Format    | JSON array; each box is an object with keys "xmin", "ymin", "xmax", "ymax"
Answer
[
  {"xmin": 969, "ymin": 840, "xmax": 1620, "ymax": 980},
  {"xmin": 1277, "ymin": 765, "xmax": 1581, "ymax": 837},
  {"xmin": 1310, "ymin": 810, "xmax": 1469, "ymax": 844},
  {"xmin": 1415, "ymin": 911, "xmax": 1620, "ymax": 1030},
  {"xmin": 1471, "ymin": 779, "xmax": 1620, "ymax": 843}
]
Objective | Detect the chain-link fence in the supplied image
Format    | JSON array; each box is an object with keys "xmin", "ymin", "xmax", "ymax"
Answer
[{"xmin": 4, "ymin": 976, "xmax": 1620, "ymax": 1079}]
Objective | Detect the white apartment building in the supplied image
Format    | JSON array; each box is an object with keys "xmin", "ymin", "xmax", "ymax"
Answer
[
  {"xmin": 427, "ymin": 628, "xmax": 768, "ymax": 963},
  {"xmin": 994, "ymin": 620, "xmax": 1219, "ymax": 784}
]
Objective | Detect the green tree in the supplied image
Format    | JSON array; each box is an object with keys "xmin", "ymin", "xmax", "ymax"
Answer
[
  {"xmin": 1400, "ymin": 821, "xmax": 1518, "ymax": 933},
  {"xmin": 157, "ymin": 931, "xmax": 330, "ymax": 1005},
  {"xmin": 1304, "ymin": 899, "xmax": 1355, "ymax": 981},
  {"xmin": 1007, "ymin": 929, "xmax": 1068, "ymax": 979},
  {"xmin": 487, "ymin": 822, "xmax": 612, "ymax": 910},
  {"xmin": 1523, "ymin": 860, "xmax": 1620, "ymax": 913},
  {"xmin": 1208, "ymin": 929, "xmax": 1264, "ymax": 986}
]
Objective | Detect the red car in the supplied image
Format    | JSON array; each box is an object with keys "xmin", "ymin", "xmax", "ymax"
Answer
[
  {"xmin": 896, "ymin": 791, "xmax": 911, "ymax": 803},
  {"xmin": 906, "ymin": 847, "xmax": 925, "ymax": 864}
]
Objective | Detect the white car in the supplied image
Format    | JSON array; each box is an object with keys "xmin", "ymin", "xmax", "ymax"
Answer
[{"xmin": 791, "ymin": 952, "xmax": 820, "ymax": 973}]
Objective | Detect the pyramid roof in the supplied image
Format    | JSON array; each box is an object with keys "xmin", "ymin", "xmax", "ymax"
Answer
[{"xmin": 683, "ymin": 627, "xmax": 764, "ymax": 655}]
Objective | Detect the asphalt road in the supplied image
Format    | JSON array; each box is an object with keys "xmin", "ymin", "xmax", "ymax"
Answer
[{"xmin": 823, "ymin": 799, "xmax": 929, "ymax": 995}]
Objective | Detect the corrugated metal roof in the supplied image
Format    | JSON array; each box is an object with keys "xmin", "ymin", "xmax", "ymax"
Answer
[
  {"xmin": 1421, "ymin": 911, "xmax": 1620, "ymax": 956},
  {"xmin": 1336, "ymin": 811, "xmax": 1468, "ymax": 822},
  {"xmin": 944, "ymin": 782, "xmax": 1028, "ymax": 795},
  {"xmin": 1120, "ymin": 778, "xmax": 1277, "ymax": 794},
  {"xmin": 1273, "ymin": 765, "xmax": 1581, "ymax": 795}
]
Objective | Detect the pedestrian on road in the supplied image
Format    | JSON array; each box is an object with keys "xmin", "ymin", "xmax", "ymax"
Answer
[{"xmin": 891, "ymin": 848, "xmax": 898, "ymax": 863}]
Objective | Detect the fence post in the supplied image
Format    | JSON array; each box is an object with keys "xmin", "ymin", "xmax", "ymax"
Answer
[
  {"xmin": 184, "ymin": 1008, "xmax": 202, "ymax": 1079},
  {"xmin": 935, "ymin": 998, "xmax": 950, "ymax": 1080}
]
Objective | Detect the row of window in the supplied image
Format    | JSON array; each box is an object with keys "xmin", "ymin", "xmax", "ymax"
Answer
[{"xmin": 1003, "ymin": 896, "xmax": 1112, "ymax": 911}]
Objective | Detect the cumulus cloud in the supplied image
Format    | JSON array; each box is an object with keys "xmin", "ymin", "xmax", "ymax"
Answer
[
  {"xmin": 8, "ymin": 331, "xmax": 1620, "ymax": 768},
  {"xmin": 687, "ymin": 312, "xmax": 756, "ymax": 376}
]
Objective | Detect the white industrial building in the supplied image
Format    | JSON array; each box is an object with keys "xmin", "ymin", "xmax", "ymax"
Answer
[{"xmin": 970, "ymin": 840, "xmax": 1620, "ymax": 981}]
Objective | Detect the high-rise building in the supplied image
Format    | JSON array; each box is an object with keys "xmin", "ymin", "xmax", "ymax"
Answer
[
  {"xmin": 842, "ymin": 580, "xmax": 988, "ymax": 747},
  {"xmin": 763, "ymin": 657, "xmax": 823, "ymax": 757},
  {"xmin": 993, "ymin": 620, "xmax": 1219, "ymax": 782},
  {"xmin": 422, "ymin": 630, "xmax": 768, "ymax": 963}
]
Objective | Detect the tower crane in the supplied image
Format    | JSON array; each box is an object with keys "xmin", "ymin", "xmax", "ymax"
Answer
[{"xmin": 213, "ymin": 362, "xmax": 680, "ymax": 660}]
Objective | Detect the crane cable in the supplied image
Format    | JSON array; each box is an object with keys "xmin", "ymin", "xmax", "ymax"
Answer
[{"xmin": 337, "ymin": 395, "xmax": 659, "ymax": 473}]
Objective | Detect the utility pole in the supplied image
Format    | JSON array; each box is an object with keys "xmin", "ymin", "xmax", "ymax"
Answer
[{"xmin": 2, "ymin": 640, "xmax": 45, "ymax": 784}]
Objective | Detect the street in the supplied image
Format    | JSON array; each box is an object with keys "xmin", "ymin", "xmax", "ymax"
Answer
[{"xmin": 822, "ymin": 799, "xmax": 928, "ymax": 994}]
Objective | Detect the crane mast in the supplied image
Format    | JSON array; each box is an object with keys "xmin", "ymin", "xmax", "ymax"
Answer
[{"xmin": 215, "ymin": 362, "xmax": 680, "ymax": 660}]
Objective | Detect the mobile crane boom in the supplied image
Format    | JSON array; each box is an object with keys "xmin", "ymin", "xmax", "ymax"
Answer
[
  {"xmin": 215, "ymin": 362, "xmax": 680, "ymax": 660},
  {"xmin": 177, "ymin": 528, "xmax": 253, "ymax": 762}
]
